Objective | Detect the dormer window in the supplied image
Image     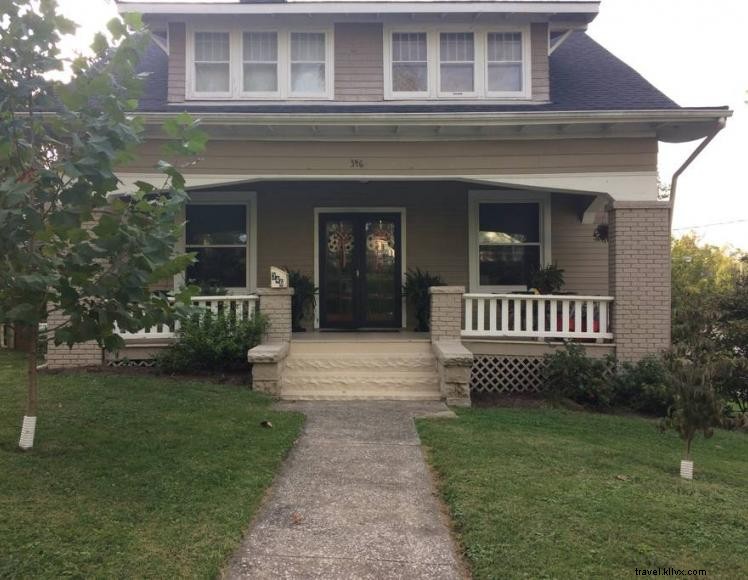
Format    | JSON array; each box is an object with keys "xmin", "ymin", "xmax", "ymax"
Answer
[
  {"xmin": 242, "ymin": 32, "xmax": 279, "ymax": 95},
  {"xmin": 439, "ymin": 32, "xmax": 476, "ymax": 96},
  {"xmin": 194, "ymin": 32, "xmax": 231, "ymax": 96},
  {"xmin": 186, "ymin": 27, "xmax": 333, "ymax": 100},
  {"xmin": 384, "ymin": 26, "xmax": 531, "ymax": 100}
]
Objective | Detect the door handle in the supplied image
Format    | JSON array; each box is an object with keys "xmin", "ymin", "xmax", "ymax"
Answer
[{"xmin": 355, "ymin": 269, "xmax": 360, "ymax": 279}]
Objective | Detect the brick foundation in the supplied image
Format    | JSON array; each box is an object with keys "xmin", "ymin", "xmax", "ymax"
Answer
[
  {"xmin": 45, "ymin": 310, "xmax": 103, "ymax": 369},
  {"xmin": 608, "ymin": 201, "xmax": 671, "ymax": 361}
]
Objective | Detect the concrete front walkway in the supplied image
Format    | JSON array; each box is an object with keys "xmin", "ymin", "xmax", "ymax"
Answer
[{"xmin": 225, "ymin": 402, "xmax": 466, "ymax": 579}]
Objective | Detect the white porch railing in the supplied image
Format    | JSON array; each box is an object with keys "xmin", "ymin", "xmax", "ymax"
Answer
[
  {"xmin": 462, "ymin": 294, "xmax": 614, "ymax": 341},
  {"xmin": 116, "ymin": 295, "xmax": 259, "ymax": 341}
]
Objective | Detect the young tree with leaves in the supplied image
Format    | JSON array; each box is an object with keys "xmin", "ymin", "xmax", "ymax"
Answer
[{"xmin": 0, "ymin": 1, "xmax": 205, "ymax": 450}]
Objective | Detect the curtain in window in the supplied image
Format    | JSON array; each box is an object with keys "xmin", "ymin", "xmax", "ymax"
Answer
[
  {"xmin": 194, "ymin": 32, "xmax": 230, "ymax": 93},
  {"xmin": 487, "ymin": 32, "xmax": 522, "ymax": 92},
  {"xmin": 290, "ymin": 32, "xmax": 326, "ymax": 94},
  {"xmin": 243, "ymin": 32, "xmax": 278, "ymax": 92}
]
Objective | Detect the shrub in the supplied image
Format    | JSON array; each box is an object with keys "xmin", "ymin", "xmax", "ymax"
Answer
[
  {"xmin": 659, "ymin": 359, "xmax": 723, "ymax": 460},
  {"xmin": 612, "ymin": 356, "xmax": 673, "ymax": 416},
  {"xmin": 541, "ymin": 343, "xmax": 613, "ymax": 408},
  {"xmin": 157, "ymin": 311, "xmax": 267, "ymax": 374},
  {"xmin": 403, "ymin": 268, "xmax": 445, "ymax": 332}
]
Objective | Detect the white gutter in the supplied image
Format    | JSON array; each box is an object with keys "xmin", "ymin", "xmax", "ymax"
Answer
[
  {"xmin": 669, "ymin": 117, "xmax": 727, "ymax": 228},
  {"xmin": 116, "ymin": 1, "xmax": 600, "ymax": 16}
]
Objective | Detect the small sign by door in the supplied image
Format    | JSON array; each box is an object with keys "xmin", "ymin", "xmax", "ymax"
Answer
[{"xmin": 270, "ymin": 267, "xmax": 289, "ymax": 289}]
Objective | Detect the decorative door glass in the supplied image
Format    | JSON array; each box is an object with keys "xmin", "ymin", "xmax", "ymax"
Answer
[
  {"xmin": 323, "ymin": 219, "xmax": 356, "ymax": 325},
  {"xmin": 364, "ymin": 219, "xmax": 397, "ymax": 325}
]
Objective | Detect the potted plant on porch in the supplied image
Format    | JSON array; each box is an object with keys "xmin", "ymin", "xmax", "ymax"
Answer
[
  {"xmin": 403, "ymin": 268, "xmax": 445, "ymax": 332},
  {"xmin": 287, "ymin": 270, "xmax": 318, "ymax": 332}
]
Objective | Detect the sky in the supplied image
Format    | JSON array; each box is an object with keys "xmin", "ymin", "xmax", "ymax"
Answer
[{"xmin": 56, "ymin": 0, "xmax": 748, "ymax": 251}]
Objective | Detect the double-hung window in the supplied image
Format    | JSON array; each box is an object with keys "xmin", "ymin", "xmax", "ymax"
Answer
[
  {"xmin": 242, "ymin": 32, "xmax": 279, "ymax": 95},
  {"xmin": 385, "ymin": 27, "xmax": 530, "ymax": 100},
  {"xmin": 469, "ymin": 193, "xmax": 551, "ymax": 292},
  {"xmin": 185, "ymin": 205, "xmax": 249, "ymax": 289},
  {"xmin": 487, "ymin": 32, "xmax": 523, "ymax": 94},
  {"xmin": 439, "ymin": 32, "xmax": 476, "ymax": 96},
  {"xmin": 290, "ymin": 32, "xmax": 327, "ymax": 96},
  {"xmin": 189, "ymin": 28, "xmax": 332, "ymax": 99},
  {"xmin": 193, "ymin": 32, "xmax": 231, "ymax": 96},
  {"xmin": 391, "ymin": 32, "xmax": 429, "ymax": 95}
]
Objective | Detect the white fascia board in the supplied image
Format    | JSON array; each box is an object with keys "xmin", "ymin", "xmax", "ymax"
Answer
[
  {"xmin": 117, "ymin": 2, "xmax": 600, "ymax": 16},
  {"xmin": 136, "ymin": 109, "xmax": 731, "ymax": 127},
  {"xmin": 114, "ymin": 171, "xmax": 657, "ymax": 202}
]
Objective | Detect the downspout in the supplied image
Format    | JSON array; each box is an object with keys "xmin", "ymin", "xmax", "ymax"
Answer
[{"xmin": 669, "ymin": 117, "xmax": 727, "ymax": 228}]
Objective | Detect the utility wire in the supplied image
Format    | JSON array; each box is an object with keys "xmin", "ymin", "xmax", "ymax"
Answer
[{"xmin": 672, "ymin": 219, "xmax": 748, "ymax": 231}]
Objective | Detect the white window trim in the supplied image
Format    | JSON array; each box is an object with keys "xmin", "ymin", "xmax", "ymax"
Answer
[
  {"xmin": 186, "ymin": 25, "xmax": 334, "ymax": 101},
  {"xmin": 384, "ymin": 24, "xmax": 532, "ymax": 101},
  {"xmin": 176, "ymin": 191, "xmax": 258, "ymax": 293},
  {"xmin": 468, "ymin": 190, "xmax": 551, "ymax": 293}
]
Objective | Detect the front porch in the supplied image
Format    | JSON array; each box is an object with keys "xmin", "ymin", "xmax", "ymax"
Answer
[{"xmin": 49, "ymin": 179, "xmax": 671, "ymax": 403}]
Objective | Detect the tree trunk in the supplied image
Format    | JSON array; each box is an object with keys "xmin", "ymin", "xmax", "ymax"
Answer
[{"xmin": 18, "ymin": 324, "xmax": 39, "ymax": 451}]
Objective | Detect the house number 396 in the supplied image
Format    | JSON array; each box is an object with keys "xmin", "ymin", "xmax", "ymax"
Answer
[{"xmin": 350, "ymin": 159, "xmax": 365, "ymax": 169}]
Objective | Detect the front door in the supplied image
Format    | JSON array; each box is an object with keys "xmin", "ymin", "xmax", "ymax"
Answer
[{"xmin": 319, "ymin": 213, "xmax": 402, "ymax": 329}]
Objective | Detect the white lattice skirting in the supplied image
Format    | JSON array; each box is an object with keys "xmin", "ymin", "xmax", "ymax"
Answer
[{"xmin": 470, "ymin": 355, "xmax": 546, "ymax": 394}]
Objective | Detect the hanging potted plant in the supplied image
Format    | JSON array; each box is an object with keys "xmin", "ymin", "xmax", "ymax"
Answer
[{"xmin": 659, "ymin": 359, "xmax": 723, "ymax": 479}]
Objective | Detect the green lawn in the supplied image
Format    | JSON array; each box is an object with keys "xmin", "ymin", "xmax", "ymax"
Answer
[
  {"xmin": 0, "ymin": 351, "xmax": 303, "ymax": 578},
  {"xmin": 417, "ymin": 407, "xmax": 748, "ymax": 579}
]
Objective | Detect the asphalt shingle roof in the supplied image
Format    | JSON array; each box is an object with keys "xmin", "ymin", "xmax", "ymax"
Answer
[{"xmin": 135, "ymin": 31, "xmax": 681, "ymax": 113}]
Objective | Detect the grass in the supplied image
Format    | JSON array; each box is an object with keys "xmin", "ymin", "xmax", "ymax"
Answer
[
  {"xmin": 417, "ymin": 407, "xmax": 748, "ymax": 579},
  {"xmin": 0, "ymin": 350, "xmax": 303, "ymax": 578}
]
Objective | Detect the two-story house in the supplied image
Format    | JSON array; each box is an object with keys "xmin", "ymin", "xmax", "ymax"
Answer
[{"xmin": 47, "ymin": 0, "xmax": 730, "ymax": 405}]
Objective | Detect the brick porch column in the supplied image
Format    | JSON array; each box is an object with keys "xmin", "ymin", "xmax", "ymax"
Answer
[
  {"xmin": 429, "ymin": 286, "xmax": 465, "ymax": 341},
  {"xmin": 608, "ymin": 201, "xmax": 671, "ymax": 362},
  {"xmin": 256, "ymin": 288, "xmax": 294, "ymax": 343},
  {"xmin": 45, "ymin": 310, "xmax": 103, "ymax": 369}
]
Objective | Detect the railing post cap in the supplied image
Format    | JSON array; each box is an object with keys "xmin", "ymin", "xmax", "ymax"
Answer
[
  {"xmin": 256, "ymin": 287, "xmax": 295, "ymax": 296},
  {"xmin": 429, "ymin": 286, "xmax": 465, "ymax": 295}
]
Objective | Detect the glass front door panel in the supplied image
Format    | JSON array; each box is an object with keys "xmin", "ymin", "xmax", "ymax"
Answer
[
  {"xmin": 363, "ymin": 219, "xmax": 398, "ymax": 325},
  {"xmin": 323, "ymin": 219, "xmax": 356, "ymax": 325}
]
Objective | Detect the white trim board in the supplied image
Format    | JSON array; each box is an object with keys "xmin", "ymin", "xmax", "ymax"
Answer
[
  {"xmin": 115, "ymin": 171, "xmax": 659, "ymax": 201},
  {"xmin": 312, "ymin": 207, "xmax": 407, "ymax": 329}
]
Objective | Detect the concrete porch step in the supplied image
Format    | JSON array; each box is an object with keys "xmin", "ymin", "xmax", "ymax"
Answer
[
  {"xmin": 284, "ymin": 353, "xmax": 437, "ymax": 372},
  {"xmin": 281, "ymin": 338, "xmax": 440, "ymax": 401},
  {"xmin": 279, "ymin": 389, "xmax": 442, "ymax": 401}
]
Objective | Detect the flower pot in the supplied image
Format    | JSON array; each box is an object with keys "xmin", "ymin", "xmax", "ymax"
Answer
[{"xmin": 680, "ymin": 459, "xmax": 694, "ymax": 480}]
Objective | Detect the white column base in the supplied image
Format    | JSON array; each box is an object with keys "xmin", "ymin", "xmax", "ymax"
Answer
[
  {"xmin": 680, "ymin": 459, "xmax": 694, "ymax": 480},
  {"xmin": 18, "ymin": 416, "xmax": 37, "ymax": 451}
]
